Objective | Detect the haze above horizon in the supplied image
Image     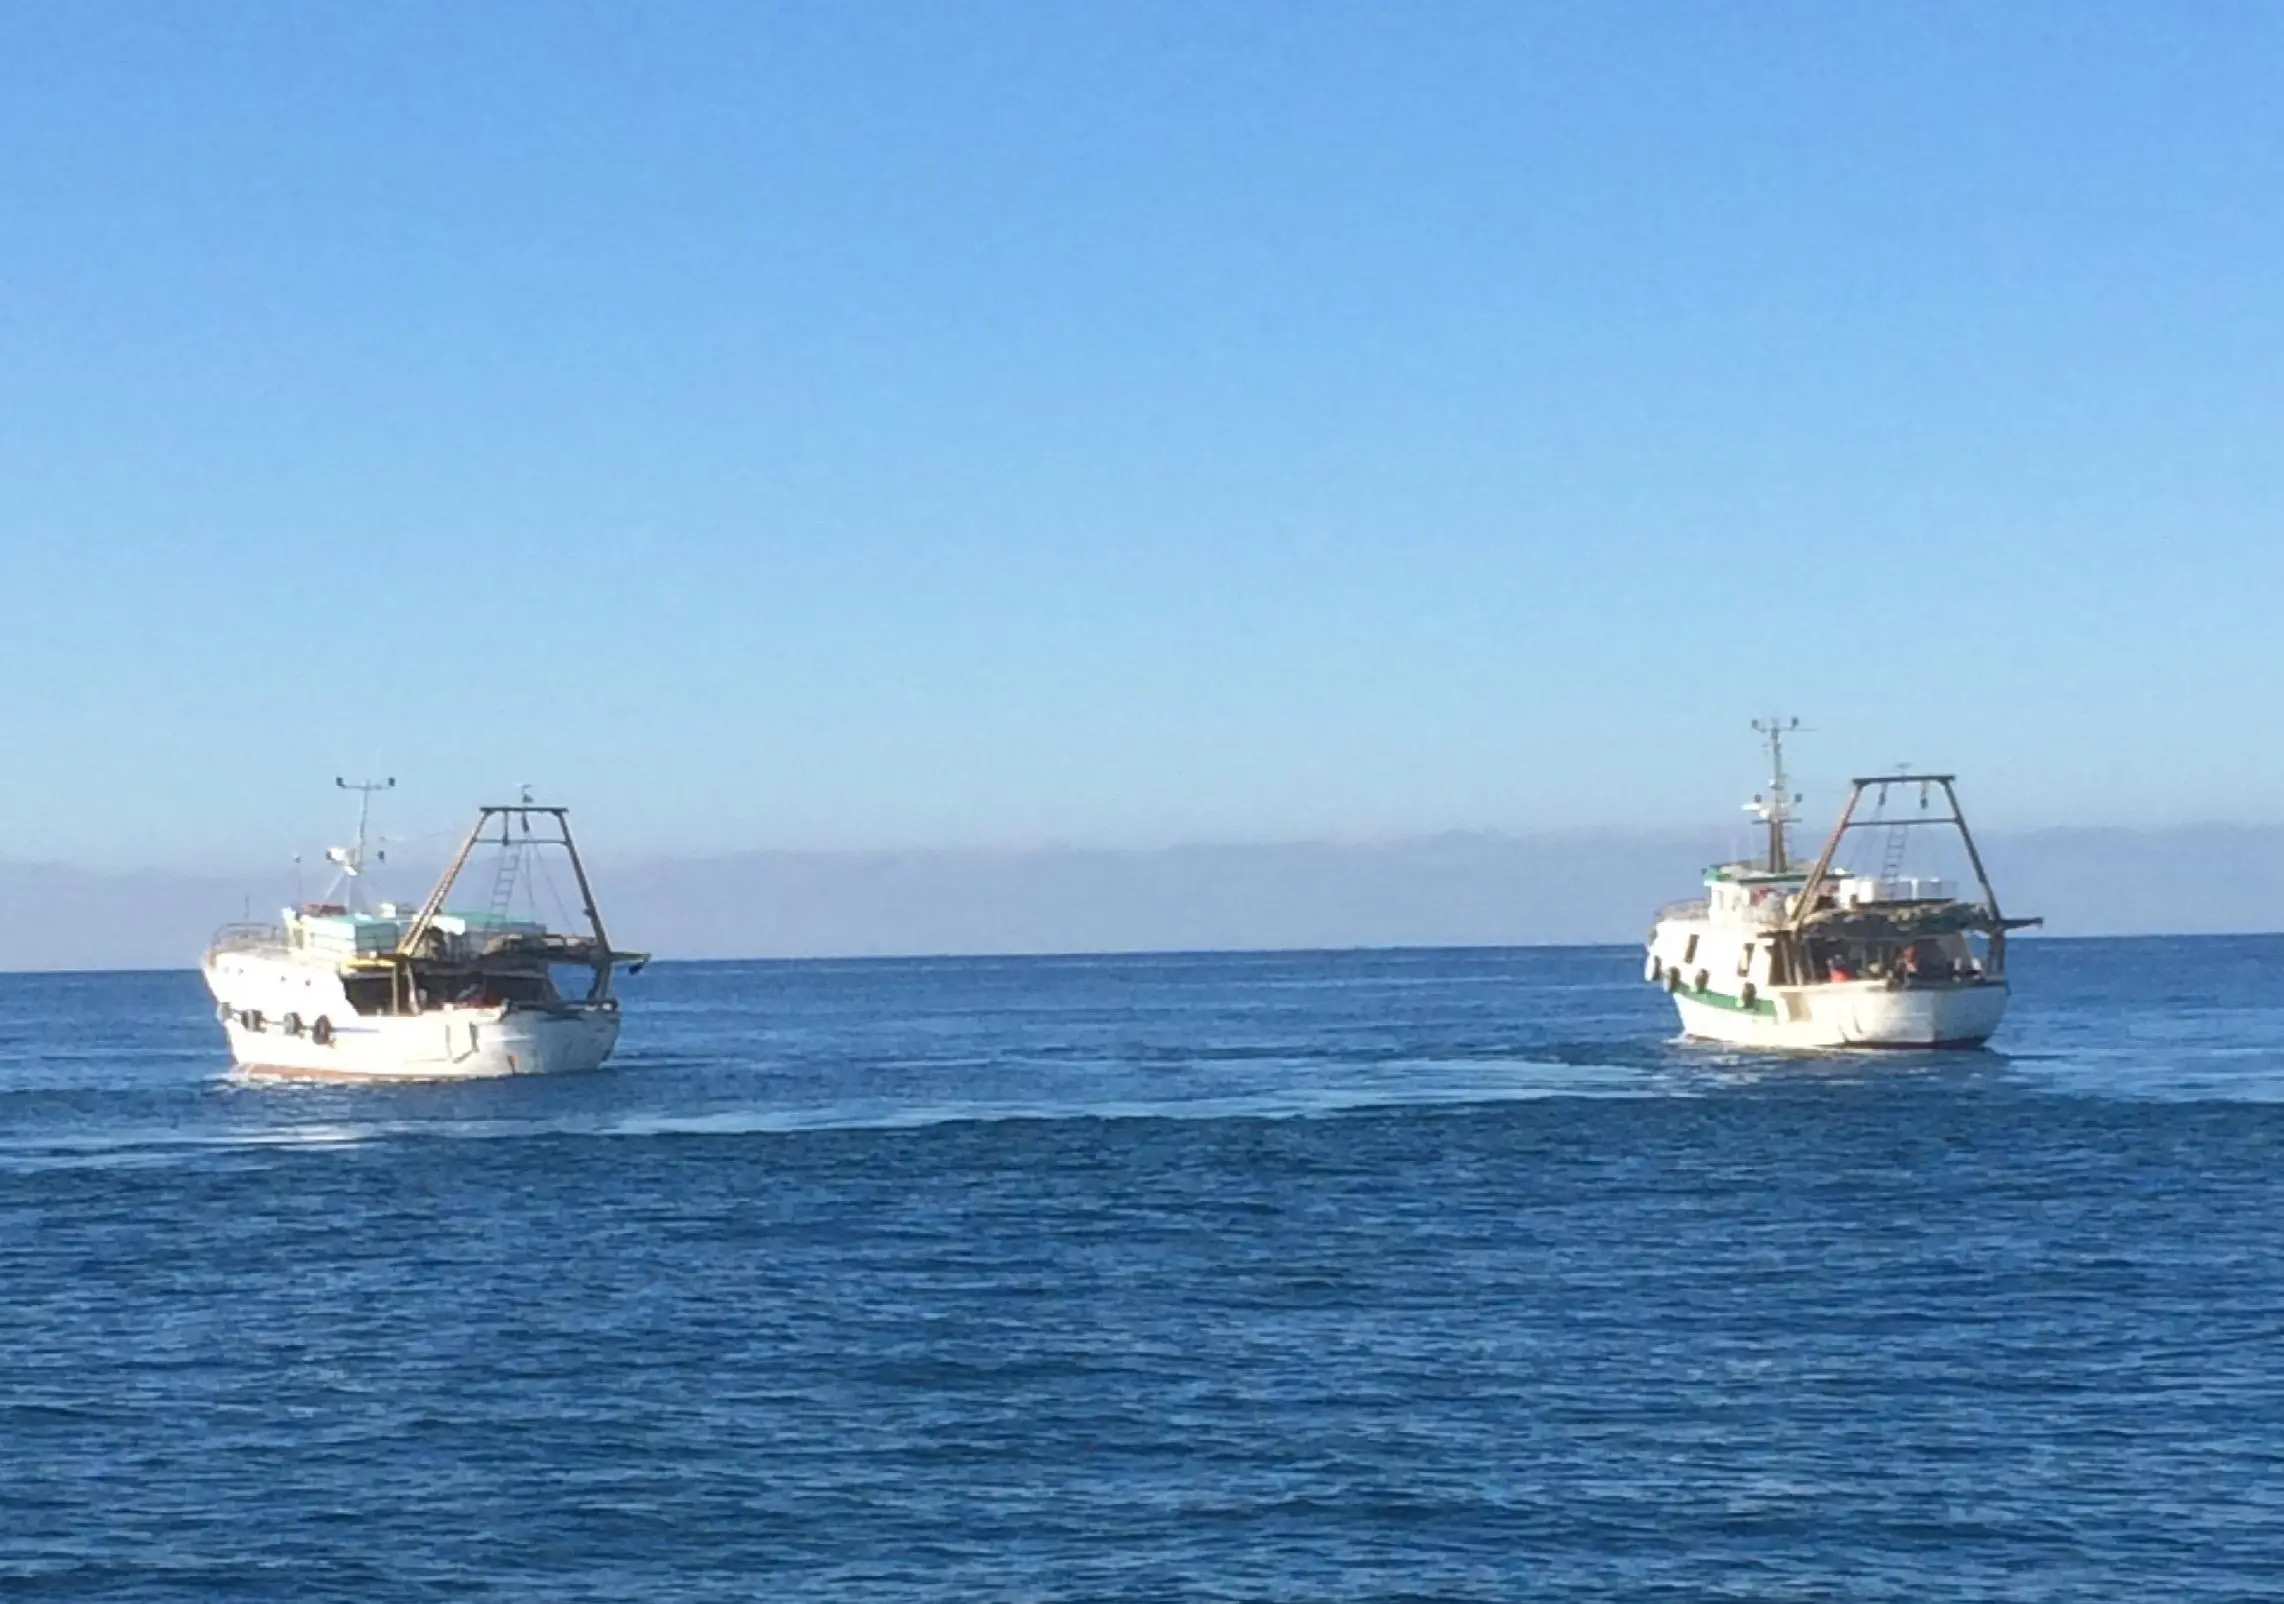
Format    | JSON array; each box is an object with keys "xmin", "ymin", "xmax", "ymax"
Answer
[{"xmin": 4, "ymin": 3, "xmax": 2278, "ymax": 871}]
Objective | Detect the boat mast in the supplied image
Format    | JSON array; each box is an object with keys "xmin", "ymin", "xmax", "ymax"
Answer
[
  {"xmin": 326, "ymin": 776, "xmax": 395, "ymax": 910},
  {"xmin": 1748, "ymin": 717, "xmax": 1801, "ymax": 873}
]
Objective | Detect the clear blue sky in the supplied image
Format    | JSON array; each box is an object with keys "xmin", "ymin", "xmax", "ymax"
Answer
[{"xmin": 3, "ymin": 2, "xmax": 2278, "ymax": 868}]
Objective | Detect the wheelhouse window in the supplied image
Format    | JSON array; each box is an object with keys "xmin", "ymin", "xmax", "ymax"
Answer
[
  {"xmin": 1737, "ymin": 942, "xmax": 1755, "ymax": 978},
  {"xmin": 1683, "ymin": 934, "xmax": 1700, "ymax": 964}
]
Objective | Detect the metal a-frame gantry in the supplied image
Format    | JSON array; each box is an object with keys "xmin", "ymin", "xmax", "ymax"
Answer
[
  {"xmin": 393, "ymin": 804, "xmax": 641, "ymax": 1003},
  {"xmin": 1781, "ymin": 773, "xmax": 2042, "ymax": 975}
]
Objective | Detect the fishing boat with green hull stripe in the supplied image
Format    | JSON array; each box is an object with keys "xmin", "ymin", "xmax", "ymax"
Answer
[{"xmin": 1645, "ymin": 722, "xmax": 2039, "ymax": 1050}]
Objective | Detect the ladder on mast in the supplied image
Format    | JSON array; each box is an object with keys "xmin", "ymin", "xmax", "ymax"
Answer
[{"xmin": 480, "ymin": 817, "xmax": 523, "ymax": 929}]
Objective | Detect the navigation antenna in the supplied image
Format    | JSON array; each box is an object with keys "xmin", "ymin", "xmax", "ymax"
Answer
[
  {"xmin": 1747, "ymin": 717, "xmax": 1804, "ymax": 873},
  {"xmin": 324, "ymin": 776, "xmax": 396, "ymax": 909}
]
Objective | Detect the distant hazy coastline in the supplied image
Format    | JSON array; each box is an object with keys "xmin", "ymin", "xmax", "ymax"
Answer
[{"xmin": 5, "ymin": 825, "xmax": 2281, "ymax": 972}]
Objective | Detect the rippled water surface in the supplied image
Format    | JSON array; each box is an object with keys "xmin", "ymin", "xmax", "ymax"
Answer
[{"xmin": 5, "ymin": 938, "xmax": 2283, "ymax": 1599}]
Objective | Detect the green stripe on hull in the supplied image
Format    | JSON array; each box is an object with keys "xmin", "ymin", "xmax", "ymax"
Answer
[{"xmin": 1676, "ymin": 985, "xmax": 1778, "ymax": 1017}]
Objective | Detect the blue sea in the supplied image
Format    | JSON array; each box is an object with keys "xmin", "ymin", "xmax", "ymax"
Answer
[{"xmin": 4, "ymin": 937, "xmax": 2283, "ymax": 1600}]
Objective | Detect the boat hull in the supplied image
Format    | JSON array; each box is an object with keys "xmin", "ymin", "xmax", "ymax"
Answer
[
  {"xmin": 1668, "ymin": 977, "xmax": 2008, "ymax": 1050},
  {"xmin": 203, "ymin": 953, "xmax": 621, "ymax": 1080},
  {"xmin": 220, "ymin": 1005, "xmax": 620, "ymax": 1080}
]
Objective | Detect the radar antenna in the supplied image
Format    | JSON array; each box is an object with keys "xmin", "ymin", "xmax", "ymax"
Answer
[{"xmin": 1746, "ymin": 717, "xmax": 1804, "ymax": 873}]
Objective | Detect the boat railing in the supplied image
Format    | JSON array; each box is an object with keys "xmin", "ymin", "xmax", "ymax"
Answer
[
  {"xmin": 1655, "ymin": 898, "xmax": 1711, "ymax": 923},
  {"xmin": 206, "ymin": 922, "xmax": 288, "ymax": 956}
]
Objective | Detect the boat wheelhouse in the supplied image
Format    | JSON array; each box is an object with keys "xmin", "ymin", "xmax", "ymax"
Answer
[
  {"xmin": 1645, "ymin": 724, "xmax": 2039, "ymax": 1049},
  {"xmin": 203, "ymin": 786, "xmax": 647, "ymax": 1079}
]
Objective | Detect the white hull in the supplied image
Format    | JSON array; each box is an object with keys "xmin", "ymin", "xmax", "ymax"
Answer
[
  {"xmin": 220, "ymin": 1004, "xmax": 619, "ymax": 1081},
  {"xmin": 1668, "ymin": 977, "xmax": 2008, "ymax": 1050},
  {"xmin": 1648, "ymin": 904, "xmax": 2010, "ymax": 1051},
  {"xmin": 204, "ymin": 952, "xmax": 621, "ymax": 1081}
]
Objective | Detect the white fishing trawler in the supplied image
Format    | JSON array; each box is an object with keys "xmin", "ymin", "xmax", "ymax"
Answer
[
  {"xmin": 1645, "ymin": 722, "xmax": 2039, "ymax": 1050},
  {"xmin": 204, "ymin": 782, "xmax": 648, "ymax": 1080}
]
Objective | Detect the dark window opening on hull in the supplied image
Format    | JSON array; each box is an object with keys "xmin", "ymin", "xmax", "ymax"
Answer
[
  {"xmin": 342, "ymin": 968, "xmax": 564, "ymax": 1017},
  {"xmin": 1812, "ymin": 936, "xmax": 1982, "ymax": 986}
]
